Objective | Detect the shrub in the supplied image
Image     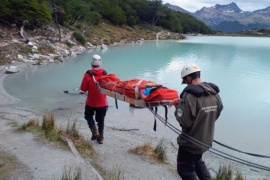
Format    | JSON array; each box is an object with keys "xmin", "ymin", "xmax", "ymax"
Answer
[{"xmin": 73, "ymin": 32, "xmax": 86, "ymax": 45}]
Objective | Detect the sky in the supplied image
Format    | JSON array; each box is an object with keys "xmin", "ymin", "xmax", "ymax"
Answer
[{"xmin": 162, "ymin": 0, "xmax": 270, "ymax": 13}]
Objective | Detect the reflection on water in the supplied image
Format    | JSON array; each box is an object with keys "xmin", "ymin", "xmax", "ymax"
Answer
[{"xmin": 3, "ymin": 36, "xmax": 270, "ymax": 160}]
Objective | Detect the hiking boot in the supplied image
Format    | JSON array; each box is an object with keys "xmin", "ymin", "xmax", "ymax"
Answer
[
  {"xmin": 90, "ymin": 125, "xmax": 100, "ymax": 141},
  {"xmin": 91, "ymin": 131, "xmax": 100, "ymax": 141},
  {"xmin": 97, "ymin": 131, "xmax": 104, "ymax": 144}
]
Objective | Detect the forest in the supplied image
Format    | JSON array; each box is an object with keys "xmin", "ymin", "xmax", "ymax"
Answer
[{"xmin": 0, "ymin": 0, "xmax": 213, "ymax": 34}]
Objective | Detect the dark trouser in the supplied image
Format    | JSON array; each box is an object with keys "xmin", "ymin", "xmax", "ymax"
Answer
[
  {"xmin": 177, "ymin": 147, "xmax": 211, "ymax": 180},
  {"xmin": 84, "ymin": 105, "xmax": 107, "ymax": 132}
]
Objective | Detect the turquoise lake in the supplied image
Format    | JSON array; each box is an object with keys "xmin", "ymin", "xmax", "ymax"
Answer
[{"xmin": 3, "ymin": 36, "xmax": 270, "ymax": 165}]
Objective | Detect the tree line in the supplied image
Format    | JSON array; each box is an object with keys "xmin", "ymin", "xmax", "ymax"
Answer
[{"xmin": 0, "ymin": 0, "xmax": 213, "ymax": 34}]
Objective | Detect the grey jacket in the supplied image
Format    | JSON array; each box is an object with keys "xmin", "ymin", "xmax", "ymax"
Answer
[{"xmin": 175, "ymin": 82, "xmax": 223, "ymax": 154}]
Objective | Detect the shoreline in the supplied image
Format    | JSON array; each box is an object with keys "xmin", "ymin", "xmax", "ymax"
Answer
[{"xmin": 0, "ymin": 71, "xmax": 21, "ymax": 105}]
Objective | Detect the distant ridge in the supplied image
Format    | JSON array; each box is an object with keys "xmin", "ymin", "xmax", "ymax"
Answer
[
  {"xmin": 165, "ymin": 2, "xmax": 270, "ymax": 32},
  {"xmin": 164, "ymin": 3, "xmax": 192, "ymax": 14}
]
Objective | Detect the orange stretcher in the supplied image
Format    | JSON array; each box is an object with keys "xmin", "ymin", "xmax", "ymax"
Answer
[{"xmin": 98, "ymin": 74, "xmax": 179, "ymax": 108}]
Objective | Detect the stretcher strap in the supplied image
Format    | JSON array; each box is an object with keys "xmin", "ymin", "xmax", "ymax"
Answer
[
  {"xmin": 164, "ymin": 105, "xmax": 168, "ymax": 126},
  {"xmin": 115, "ymin": 95, "xmax": 118, "ymax": 109},
  {"xmin": 153, "ymin": 107, "xmax": 158, "ymax": 131},
  {"xmin": 134, "ymin": 79, "xmax": 143, "ymax": 99}
]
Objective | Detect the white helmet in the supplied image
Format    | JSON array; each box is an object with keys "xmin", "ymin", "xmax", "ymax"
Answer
[
  {"xmin": 181, "ymin": 63, "xmax": 200, "ymax": 81},
  {"xmin": 91, "ymin": 54, "xmax": 102, "ymax": 66}
]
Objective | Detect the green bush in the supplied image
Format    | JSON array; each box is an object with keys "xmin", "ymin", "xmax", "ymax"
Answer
[{"xmin": 73, "ymin": 32, "xmax": 86, "ymax": 45}]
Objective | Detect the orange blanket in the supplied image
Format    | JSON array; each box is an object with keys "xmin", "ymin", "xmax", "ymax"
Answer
[{"xmin": 98, "ymin": 74, "xmax": 179, "ymax": 102}]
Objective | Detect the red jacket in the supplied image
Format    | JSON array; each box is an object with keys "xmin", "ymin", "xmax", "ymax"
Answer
[{"xmin": 80, "ymin": 68, "xmax": 107, "ymax": 107}]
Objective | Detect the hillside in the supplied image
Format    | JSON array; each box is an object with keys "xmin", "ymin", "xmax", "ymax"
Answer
[{"xmin": 0, "ymin": 22, "xmax": 185, "ymax": 66}]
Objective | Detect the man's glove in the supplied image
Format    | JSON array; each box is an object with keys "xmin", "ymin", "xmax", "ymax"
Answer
[{"xmin": 174, "ymin": 108, "xmax": 183, "ymax": 123}]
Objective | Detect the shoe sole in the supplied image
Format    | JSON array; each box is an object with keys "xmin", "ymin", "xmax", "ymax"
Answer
[{"xmin": 97, "ymin": 139, "xmax": 103, "ymax": 144}]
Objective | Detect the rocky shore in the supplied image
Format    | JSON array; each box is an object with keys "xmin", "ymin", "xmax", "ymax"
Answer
[{"xmin": 0, "ymin": 22, "xmax": 185, "ymax": 67}]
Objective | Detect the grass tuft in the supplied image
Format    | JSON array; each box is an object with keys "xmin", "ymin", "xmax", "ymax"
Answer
[
  {"xmin": 154, "ymin": 138, "xmax": 167, "ymax": 163},
  {"xmin": 61, "ymin": 166, "xmax": 82, "ymax": 180},
  {"xmin": 129, "ymin": 139, "xmax": 167, "ymax": 163},
  {"xmin": 65, "ymin": 119, "xmax": 80, "ymax": 139},
  {"xmin": 18, "ymin": 112, "xmax": 95, "ymax": 157},
  {"xmin": 41, "ymin": 112, "xmax": 60, "ymax": 141},
  {"xmin": 18, "ymin": 119, "xmax": 39, "ymax": 131},
  {"xmin": 213, "ymin": 165, "xmax": 244, "ymax": 180},
  {"xmin": 104, "ymin": 164, "xmax": 125, "ymax": 180},
  {"xmin": 129, "ymin": 142, "xmax": 154, "ymax": 157},
  {"xmin": 42, "ymin": 112, "xmax": 55, "ymax": 131}
]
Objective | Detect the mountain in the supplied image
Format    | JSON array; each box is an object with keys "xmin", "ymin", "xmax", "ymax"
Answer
[
  {"xmin": 166, "ymin": 2, "xmax": 270, "ymax": 33},
  {"xmin": 164, "ymin": 3, "xmax": 192, "ymax": 14}
]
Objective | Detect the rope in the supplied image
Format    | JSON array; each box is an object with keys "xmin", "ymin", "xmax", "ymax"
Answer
[
  {"xmin": 148, "ymin": 108, "xmax": 270, "ymax": 172},
  {"xmin": 213, "ymin": 140, "xmax": 270, "ymax": 158}
]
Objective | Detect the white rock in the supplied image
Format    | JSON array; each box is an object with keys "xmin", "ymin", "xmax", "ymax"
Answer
[
  {"xmin": 86, "ymin": 42, "xmax": 94, "ymax": 47},
  {"xmin": 29, "ymin": 54, "xmax": 40, "ymax": 59},
  {"xmin": 48, "ymin": 59, "xmax": 54, "ymax": 63},
  {"xmin": 28, "ymin": 42, "xmax": 34, "ymax": 46},
  {"xmin": 17, "ymin": 54, "xmax": 24, "ymax": 60},
  {"xmin": 22, "ymin": 59, "xmax": 35, "ymax": 63},
  {"xmin": 32, "ymin": 45, "xmax": 38, "ymax": 50}
]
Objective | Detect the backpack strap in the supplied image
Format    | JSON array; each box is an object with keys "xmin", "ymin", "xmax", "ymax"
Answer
[
  {"xmin": 86, "ymin": 69, "xmax": 107, "ymax": 76},
  {"xmin": 86, "ymin": 69, "xmax": 107, "ymax": 82},
  {"xmin": 86, "ymin": 70, "xmax": 95, "ymax": 76},
  {"xmin": 102, "ymin": 70, "xmax": 107, "ymax": 75}
]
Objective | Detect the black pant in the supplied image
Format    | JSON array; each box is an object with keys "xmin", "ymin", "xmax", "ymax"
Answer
[
  {"xmin": 177, "ymin": 147, "xmax": 211, "ymax": 180},
  {"xmin": 84, "ymin": 105, "xmax": 107, "ymax": 132}
]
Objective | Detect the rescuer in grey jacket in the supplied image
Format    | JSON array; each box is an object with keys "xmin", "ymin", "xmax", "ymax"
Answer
[{"xmin": 174, "ymin": 63, "xmax": 223, "ymax": 180}]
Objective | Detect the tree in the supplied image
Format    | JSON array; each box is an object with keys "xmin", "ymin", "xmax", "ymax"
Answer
[
  {"xmin": 1, "ymin": 0, "xmax": 51, "ymax": 39},
  {"xmin": 8, "ymin": 0, "xmax": 51, "ymax": 26},
  {"xmin": 0, "ymin": 0, "xmax": 11, "ymax": 18},
  {"xmin": 149, "ymin": 0, "xmax": 165, "ymax": 26}
]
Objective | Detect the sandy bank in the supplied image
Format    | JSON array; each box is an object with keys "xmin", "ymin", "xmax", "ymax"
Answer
[{"xmin": 0, "ymin": 72, "xmax": 21, "ymax": 105}]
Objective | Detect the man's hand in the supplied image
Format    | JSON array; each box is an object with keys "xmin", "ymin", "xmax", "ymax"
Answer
[{"xmin": 169, "ymin": 98, "xmax": 180, "ymax": 106}]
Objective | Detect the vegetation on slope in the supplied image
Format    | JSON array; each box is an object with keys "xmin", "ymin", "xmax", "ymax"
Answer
[{"xmin": 0, "ymin": 0, "xmax": 212, "ymax": 37}]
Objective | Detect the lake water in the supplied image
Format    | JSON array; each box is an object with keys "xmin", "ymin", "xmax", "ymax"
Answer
[{"xmin": 3, "ymin": 36, "xmax": 270, "ymax": 172}]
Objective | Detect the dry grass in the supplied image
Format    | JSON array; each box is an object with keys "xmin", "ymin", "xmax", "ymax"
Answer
[
  {"xmin": 85, "ymin": 23, "xmax": 161, "ymax": 46},
  {"xmin": 0, "ymin": 151, "xmax": 17, "ymax": 179},
  {"xmin": 18, "ymin": 112, "xmax": 95, "ymax": 157},
  {"xmin": 130, "ymin": 142, "xmax": 155, "ymax": 157},
  {"xmin": 154, "ymin": 139, "xmax": 167, "ymax": 163},
  {"xmin": 213, "ymin": 165, "xmax": 244, "ymax": 180},
  {"xmin": 18, "ymin": 118, "xmax": 39, "ymax": 131},
  {"xmin": 129, "ymin": 139, "xmax": 168, "ymax": 163},
  {"xmin": 65, "ymin": 119, "xmax": 80, "ymax": 139},
  {"xmin": 103, "ymin": 164, "xmax": 125, "ymax": 180},
  {"xmin": 61, "ymin": 166, "xmax": 82, "ymax": 180}
]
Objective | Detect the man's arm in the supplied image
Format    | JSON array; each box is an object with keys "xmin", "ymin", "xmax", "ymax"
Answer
[
  {"xmin": 80, "ymin": 73, "xmax": 89, "ymax": 93},
  {"xmin": 175, "ymin": 96, "xmax": 196, "ymax": 129}
]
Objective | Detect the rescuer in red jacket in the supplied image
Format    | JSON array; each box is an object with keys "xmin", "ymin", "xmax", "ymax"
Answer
[{"xmin": 80, "ymin": 54, "xmax": 107, "ymax": 144}]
